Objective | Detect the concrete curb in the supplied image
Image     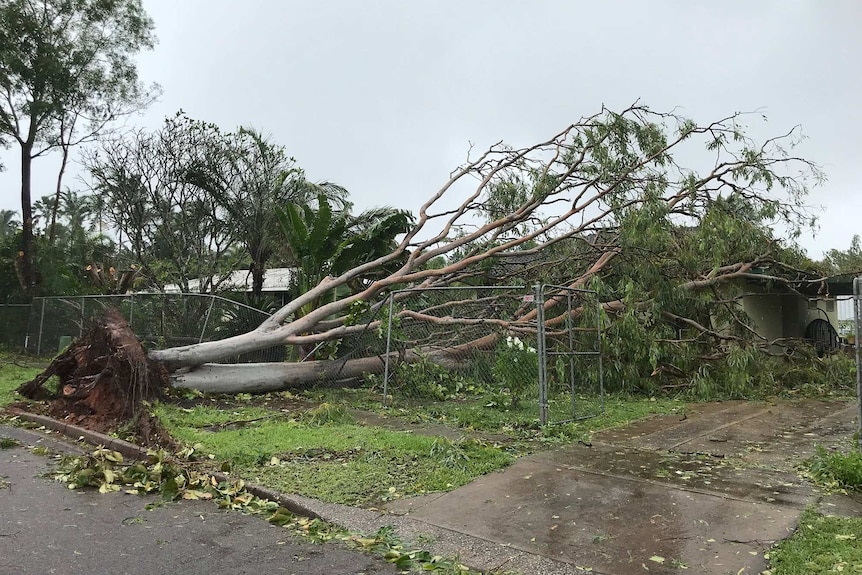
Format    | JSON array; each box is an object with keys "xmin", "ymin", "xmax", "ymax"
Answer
[
  {"xmin": 4, "ymin": 408, "xmax": 322, "ymax": 520},
  {"xmin": 7, "ymin": 409, "xmax": 147, "ymax": 459}
]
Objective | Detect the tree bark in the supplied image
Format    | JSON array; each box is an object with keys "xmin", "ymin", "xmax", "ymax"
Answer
[
  {"xmin": 171, "ymin": 356, "xmax": 388, "ymax": 394},
  {"xmin": 170, "ymin": 344, "xmax": 482, "ymax": 394},
  {"xmin": 19, "ymin": 144, "xmax": 36, "ymax": 294}
]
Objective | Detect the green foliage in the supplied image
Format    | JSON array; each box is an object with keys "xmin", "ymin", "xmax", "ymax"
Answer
[
  {"xmin": 492, "ymin": 335, "xmax": 538, "ymax": 406},
  {"xmin": 275, "ymin": 194, "xmax": 413, "ymax": 319},
  {"xmin": 806, "ymin": 447, "xmax": 862, "ymax": 491},
  {"xmin": 52, "ymin": 447, "xmax": 235, "ymax": 501},
  {"xmin": 823, "ymin": 234, "xmax": 862, "ymax": 274},
  {"xmin": 767, "ymin": 509, "xmax": 862, "ymax": 575},
  {"xmin": 0, "ymin": 0, "xmax": 157, "ymax": 129},
  {"xmin": 385, "ymin": 353, "xmax": 468, "ymax": 401},
  {"xmin": 276, "ymin": 194, "xmax": 351, "ymax": 304}
]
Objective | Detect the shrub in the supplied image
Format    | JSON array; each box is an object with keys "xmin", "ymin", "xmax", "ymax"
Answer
[
  {"xmin": 389, "ymin": 353, "xmax": 467, "ymax": 401},
  {"xmin": 806, "ymin": 446, "xmax": 862, "ymax": 491},
  {"xmin": 492, "ymin": 335, "xmax": 538, "ymax": 406}
]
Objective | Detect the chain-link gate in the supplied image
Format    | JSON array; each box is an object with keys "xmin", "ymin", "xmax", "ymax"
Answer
[
  {"xmin": 381, "ymin": 286, "xmax": 535, "ymax": 404},
  {"xmin": 380, "ymin": 284, "xmax": 604, "ymax": 425},
  {"xmin": 854, "ymin": 277, "xmax": 862, "ymax": 450},
  {"xmin": 536, "ymin": 284, "xmax": 604, "ymax": 425}
]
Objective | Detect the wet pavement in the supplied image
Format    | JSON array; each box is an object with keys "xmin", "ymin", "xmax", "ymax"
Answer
[
  {"xmin": 2, "ymin": 399, "xmax": 860, "ymax": 575},
  {"xmin": 0, "ymin": 425, "xmax": 397, "ymax": 575},
  {"xmin": 385, "ymin": 399, "xmax": 860, "ymax": 575}
]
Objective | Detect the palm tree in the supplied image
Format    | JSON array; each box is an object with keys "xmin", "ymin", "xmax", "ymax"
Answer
[
  {"xmin": 186, "ymin": 127, "xmax": 349, "ymax": 298},
  {"xmin": 275, "ymin": 195, "xmax": 413, "ymax": 318},
  {"xmin": 0, "ymin": 210, "xmax": 18, "ymax": 240}
]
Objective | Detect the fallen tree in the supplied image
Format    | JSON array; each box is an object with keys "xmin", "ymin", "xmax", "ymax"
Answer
[{"xmin": 25, "ymin": 104, "xmax": 829, "ymax": 396}]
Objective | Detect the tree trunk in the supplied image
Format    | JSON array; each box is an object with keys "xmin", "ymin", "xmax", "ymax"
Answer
[
  {"xmin": 170, "ymin": 344, "xmax": 484, "ymax": 394},
  {"xmin": 149, "ymin": 324, "xmax": 294, "ymax": 368},
  {"xmin": 19, "ymin": 145, "xmax": 36, "ymax": 294},
  {"xmin": 171, "ymin": 356, "xmax": 388, "ymax": 393},
  {"xmin": 48, "ymin": 141, "xmax": 71, "ymax": 246},
  {"xmin": 251, "ymin": 260, "xmax": 264, "ymax": 298}
]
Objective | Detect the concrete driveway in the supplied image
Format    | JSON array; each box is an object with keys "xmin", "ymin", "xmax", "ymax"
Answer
[{"xmin": 383, "ymin": 399, "xmax": 860, "ymax": 574}]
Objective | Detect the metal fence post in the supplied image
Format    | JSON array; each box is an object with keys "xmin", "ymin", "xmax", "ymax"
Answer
[
  {"xmin": 36, "ymin": 298, "xmax": 45, "ymax": 356},
  {"xmin": 382, "ymin": 292, "xmax": 396, "ymax": 406},
  {"xmin": 566, "ymin": 289, "xmax": 577, "ymax": 419},
  {"xmin": 854, "ymin": 276, "xmax": 861, "ymax": 451},
  {"xmin": 535, "ymin": 283, "xmax": 548, "ymax": 426},
  {"xmin": 199, "ymin": 296, "xmax": 216, "ymax": 343},
  {"xmin": 596, "ymin": 292, "xmax": 605, "ymax": 414}
]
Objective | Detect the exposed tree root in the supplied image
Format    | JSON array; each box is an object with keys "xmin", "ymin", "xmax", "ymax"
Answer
[{"xmin": 17, "ymin": 308, "xmax": 171, "ymax": 444}]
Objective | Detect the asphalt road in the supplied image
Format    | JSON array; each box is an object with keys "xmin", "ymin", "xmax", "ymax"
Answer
[{"xmin": 0, "ymin": 424, "xmax": 398, "ymax": 575}]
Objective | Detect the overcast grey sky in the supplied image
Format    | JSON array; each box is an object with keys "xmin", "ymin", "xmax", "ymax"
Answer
[{"xmin": 1, "ymin": 0, "xmax": 859, "ymax": 257}]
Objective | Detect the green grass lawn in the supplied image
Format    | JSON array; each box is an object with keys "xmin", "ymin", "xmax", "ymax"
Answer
[
  {"xmin": 152, "ymin": 388, "xmax": 684, "ymax": 507},
  {"xmin": 307, "ymin": 386, "xmax": 685, "ymax": 444},
  {"xmin": 0, "ymin": 355, "xmax": 41, "ymax": 407},
  {"xmin": 767, "ymin": 509, "xmax": 862, "ymax": 575},
  {"xmin": 154, "ymin": 402, "xmax": 513, "ymax": 506}
]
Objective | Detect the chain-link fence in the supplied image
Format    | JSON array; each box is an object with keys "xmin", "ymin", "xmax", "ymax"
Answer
[
  {"xmin": 381, "ymin": 286, "xmax": 537, "ymax": 404},
  {"xmin": 20, "ymin": 285, "xmax": 608, "ymax": 426},
  {"xmin": 537, "ymin": 285, "xmax": 604, "ymax": 425},
  {"xmin": 22, "ymin": 292, "xmax": 391, "ymax": 370},
  {"xmin": 379, "ymin": 285, "xmax": 605, "ymax": 423},
  {"xmin": 24, "ymin": 294, "xmax": 282, "ymax": 362},
  {"xmin": 0, "ymin": 303, "xmax": 31, "ymax": 351},
  {"xmin": 854, "ymin": 277, "xmax": 861, "ymax": 450}
]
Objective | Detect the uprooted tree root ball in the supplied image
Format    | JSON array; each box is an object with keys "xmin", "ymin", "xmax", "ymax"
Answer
[{"xmin": 16, "ymin": 308, "xmax": 172, "ymax": 444}]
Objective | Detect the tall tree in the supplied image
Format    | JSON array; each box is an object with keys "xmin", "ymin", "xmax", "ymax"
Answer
[
  {"xmin": 86, "ymin": 114, "xmax": 239, "ymax": 293},
  {"xmin": 185, "ymin": 127, "xmax": 349, "ymax": 298},
  {"xmin": 0, "ymin": 0, "xmax": 158, "ymax": 294},
  {"xmin": 823, "ymin": 235, "xmax": 862, "ymax": 274}
]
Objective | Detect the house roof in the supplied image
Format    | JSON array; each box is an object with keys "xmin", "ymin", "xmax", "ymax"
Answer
[
  {"xmin": 163, "ymin": 268, "xmax": 296, "ymax": 294},
  {"xmin": 795, "ymin": 274, "xmax": 858, "ymax": 297},
  {"xmin": 744, "ymin": 267, "xmax": 859, "ymax": 298}
]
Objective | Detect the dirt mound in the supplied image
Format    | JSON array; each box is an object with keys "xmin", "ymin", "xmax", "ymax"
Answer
[{"xmin": 17, "ymin": 308, "xmax": 169, "ymax": 441}]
